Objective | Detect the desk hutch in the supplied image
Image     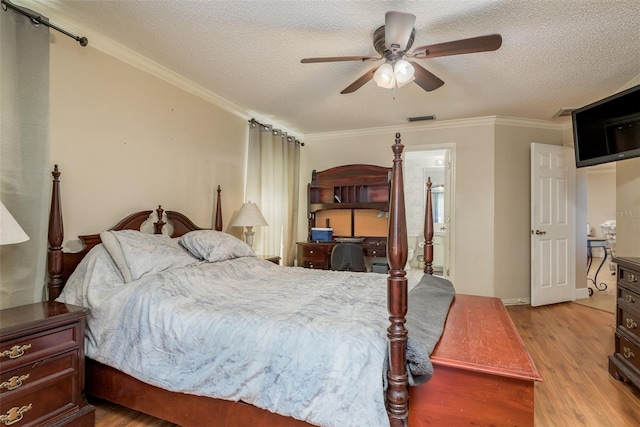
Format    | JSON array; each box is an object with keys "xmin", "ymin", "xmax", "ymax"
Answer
[{"xmin": 297, "ymin": 164, "xmax": 391, "ymax": 269}]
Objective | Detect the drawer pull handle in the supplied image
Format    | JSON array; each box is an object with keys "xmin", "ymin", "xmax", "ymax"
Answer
[
  {"xmin": 0, "ymin": 344, "xmax": 31, "ymax": 359},
  {"xmin": 626, "ymin": 318, "xmax": 638, "ymax": 329},
  {"xmin": 623, "ymin": 346, "xmax": 635, "ymax": 359},
  {"xmin": 1, "ymin": 404, "xmax": 32, "ymax": 425},
  {"xmin": 0, "ymin": 374, "xmax": 29, "ymax": 391},
  {"xmin": 626, "ymin": 294, "xmax": 636, "ymax": 304},
  {"xmin": 310, "ymin": 250, "xmax": 314, "ymax": 254},
  {"xmin": 628, "ymin": 273, "xmax": 638, "ymax": 283}
]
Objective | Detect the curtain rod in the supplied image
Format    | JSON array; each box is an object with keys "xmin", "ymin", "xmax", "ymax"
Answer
[
  {"xmin": 2, "ymin": 0, "xmax": 88, "ymax": 47},
  {"xmin": 249, "ymin": 118, "xmax": 304, "ymax": 146}
]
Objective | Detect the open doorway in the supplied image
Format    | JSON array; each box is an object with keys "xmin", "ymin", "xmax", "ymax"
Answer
[
  {"xmin": 404, "ymin": 145, "xmax": 455, "ymax": 280},
  {"xmin": 585, "ymin": 163, "xmax": 617, "ymax": 295}
]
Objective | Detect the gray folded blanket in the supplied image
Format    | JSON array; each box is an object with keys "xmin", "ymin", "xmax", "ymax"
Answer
[{"xmin": 405, "ymin": 273, "xmax": 456, "ymax": 385}]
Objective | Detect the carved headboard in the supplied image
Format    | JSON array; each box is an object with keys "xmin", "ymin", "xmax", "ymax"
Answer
[{"xmin": 47, "ymin": 165, "xmax": 223, "ymax": 300}]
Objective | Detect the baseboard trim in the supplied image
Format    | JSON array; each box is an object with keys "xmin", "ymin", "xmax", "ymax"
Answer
[
  {"xmin": 502, "ymin": 297, "xmax": 531, "ymax": 306},
  {"xmin": 575, "ymin": 287, "xmax": 591, "ymax": 300}
]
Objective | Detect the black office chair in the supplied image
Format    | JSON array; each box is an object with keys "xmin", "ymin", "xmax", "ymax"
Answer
[{"xmin": 331, "ymin": 243, "xmax": 366, "ymax": 272}]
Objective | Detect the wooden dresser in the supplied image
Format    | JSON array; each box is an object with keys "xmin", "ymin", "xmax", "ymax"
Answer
[
  {"xmin": 609, "ymin": 256, "xmax": 640, "ymax": 390},
  {"xmin": 0, "ymin": 301, "xmax": 95, "ymax": 426}
]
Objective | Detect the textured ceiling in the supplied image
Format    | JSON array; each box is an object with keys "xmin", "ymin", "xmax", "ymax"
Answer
[{"xmin": 22, "ymin": 0, "xmax": 640, "ymax": 135}]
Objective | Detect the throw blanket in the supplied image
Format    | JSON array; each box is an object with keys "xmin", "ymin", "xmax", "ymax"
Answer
[{"xmin": 58, "ymin": 232, "xmax": 454, "ymax": 427}]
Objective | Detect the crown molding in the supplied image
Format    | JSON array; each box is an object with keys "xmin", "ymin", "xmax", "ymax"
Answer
[
  {"xmin": 304, "ymin": 116, "xmax": 566, "ymax": 141},
  {"xmin": 20, "ymin": 0, "xmax": 251, "ymax": 119}
]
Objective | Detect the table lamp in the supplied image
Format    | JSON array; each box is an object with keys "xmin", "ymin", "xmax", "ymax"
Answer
[
  {"xmin": 0, "ymin": 201, "xmax": 30, "ymax": 245},
  {"xmin": 230, "ymin": 202, "xmax": 267, "ymax": 249}
]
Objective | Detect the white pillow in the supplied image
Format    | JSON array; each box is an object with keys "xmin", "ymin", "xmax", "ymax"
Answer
[
  {"xmin": 101, "ymin": 230, "xmax": 198, "ymax": 281},
  {"xmin": 100, "ymin": 230, "xmax": 133, "ymax": 282},
  {"xmin": 179, "ymin": 230, "xmax": 255, "ymax": 262},
  {"xmin": 56, "ymin": 244, "xmax": 125, "ymax": 307}
]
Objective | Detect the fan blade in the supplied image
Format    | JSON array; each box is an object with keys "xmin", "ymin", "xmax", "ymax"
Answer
[
  {"xmin": 410, "ymin": 61, "xmax": 444, "ymax": 92},
  {"xmin": 411, "ymin": 34, "xmax": 502, "ymax": 59},
  {"xmin": 385, "ymin": 11, "xmax": 416, "ymax": 51},
  {"xmin": 340, "ymin": 67, "xmax": 379, "ymax": 94},
  {"xmin": 301, "ymin": 56, "xmax": 380, "ymax": 63}
]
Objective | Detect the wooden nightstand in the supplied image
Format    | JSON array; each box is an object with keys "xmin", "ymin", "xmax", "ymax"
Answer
[
  {"xmin": 0, "ymin": 301, "xmax": 95, "ymax": 426},
  {"xmin": 259, "ymin": 255, "xmax": 281, "ymax": 265}
]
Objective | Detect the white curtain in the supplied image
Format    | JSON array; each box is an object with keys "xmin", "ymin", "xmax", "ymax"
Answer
[
  {"xmin": 246, "ymin": 120, "xmax": 301, "ymax": 266},
  {"xmin": 0, "ymin": 5, "xmax": 50, "ymax": 308}
]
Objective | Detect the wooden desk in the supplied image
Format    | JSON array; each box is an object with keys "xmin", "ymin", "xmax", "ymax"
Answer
[{"xmin": 296, "ymin": 240, "xmax": 386, "ymax": 270}]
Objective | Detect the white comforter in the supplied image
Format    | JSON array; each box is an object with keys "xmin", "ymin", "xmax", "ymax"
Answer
[{"xmin": 57, "ymin": 230, "xmax": 452, "ymax": 427}]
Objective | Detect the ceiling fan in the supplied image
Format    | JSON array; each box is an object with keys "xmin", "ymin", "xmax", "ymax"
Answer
[{"xmin": 301, "ymin": 11, "xmax": 502, "ymax": 94}]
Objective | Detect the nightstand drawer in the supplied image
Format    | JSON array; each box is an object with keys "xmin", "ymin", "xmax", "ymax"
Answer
[
  {"xmin": 1, "ymin": 351, "xmax": 76, "ymax": 395},
  {"xmin": 0, "ymin": 326, "xmax": 78, "ymax": 372},
  {"xmin": 0, "ymin": 373, "xmax": 77, "ymax": 426}
]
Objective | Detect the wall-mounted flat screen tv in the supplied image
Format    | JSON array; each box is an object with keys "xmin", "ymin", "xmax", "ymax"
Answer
[{"xmin": 572, "ymin": 84, "xmax": 640, "ymax": 168}]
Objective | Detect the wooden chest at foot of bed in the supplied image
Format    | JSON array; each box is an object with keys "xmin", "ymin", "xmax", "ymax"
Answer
[{"xmin": 409, "ymin": 294, "xmax": 542, "ymax": 426}]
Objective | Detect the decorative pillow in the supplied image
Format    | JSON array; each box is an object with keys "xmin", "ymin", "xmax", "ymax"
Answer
[
  {"xmin": 179, "ymin": 230, "xmax": 255, "ymax": 262},
  {"xmin": 101, "ymin": 230, "xmax": 198, "ymax": 281}
]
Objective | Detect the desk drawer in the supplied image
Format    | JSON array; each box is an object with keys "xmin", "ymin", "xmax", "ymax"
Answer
[{"xmin": 363, "ymin": 247, "xmax": 385, "ymax": 257}]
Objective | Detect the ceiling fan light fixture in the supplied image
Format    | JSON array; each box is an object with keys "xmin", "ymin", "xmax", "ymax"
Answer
[
  {"xmin": 394, "ymin": 59, "xmax": 415, "ymax": 87},
  {"xmin": 374, "ymin": 62, "xmax": 395, "ymax": 88}
]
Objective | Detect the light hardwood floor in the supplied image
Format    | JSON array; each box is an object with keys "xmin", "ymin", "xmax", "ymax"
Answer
[{"xmin": 93, "ymin": 300, "xmax": 640, "ymax": 427}]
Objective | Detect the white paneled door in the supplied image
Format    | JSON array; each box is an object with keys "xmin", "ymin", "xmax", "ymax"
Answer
[{"xmin": 531, "ymin": 143, "xmax": 576, "ymax": 306}]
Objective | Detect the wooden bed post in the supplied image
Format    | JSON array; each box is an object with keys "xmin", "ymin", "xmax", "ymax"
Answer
[
  {"xmin": 215, "ymin": 185, "xmax": 223, "ymax": 231},
  {"xmin": 386, "ymin": 133, "xmax": 409, "ymax": 426},
  {"xmin": 47, "ymin": 165, "xmax": 64, "ymax": 301},
  {"xmin": 423, "ymin": 178, "xmax": 434, "ymax": 275}
]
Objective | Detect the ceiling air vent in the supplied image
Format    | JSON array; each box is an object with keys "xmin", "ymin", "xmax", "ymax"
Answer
[{"xmin": 407, "ymin": 115, "xmax": 436, "ymax": 122}]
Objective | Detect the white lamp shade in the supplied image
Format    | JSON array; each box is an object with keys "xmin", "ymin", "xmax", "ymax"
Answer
[
  {"xmin": 374, "ymin": 63, "xmax": 395, "ymax": 89},
  {"xmin": 230, "ymin": 202, "xmax": 268, "ymax": 227},
  {"xmin": 0, "ymin": 201, "xmax": 29, "ymax": 245},
  {"xmin": 394, "ymin": 59, "xmax": 415, "ymax": 87}
]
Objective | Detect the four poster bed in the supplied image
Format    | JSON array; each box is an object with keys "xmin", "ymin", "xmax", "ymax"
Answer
[{"xmin": 48, "ymin": 134, "xmax": 540, "ymax": 426}]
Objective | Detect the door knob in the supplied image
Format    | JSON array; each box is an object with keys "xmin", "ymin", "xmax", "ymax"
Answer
[{"xmin": 535, "ymin": 230, "xmax": 546, "ymax": 235}]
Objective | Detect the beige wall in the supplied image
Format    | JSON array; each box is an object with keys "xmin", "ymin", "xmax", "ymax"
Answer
[
  {"xmin": 616, "ymin": 158, "xmax": 640, "ymax": 257},
  {"xmin": 303, "ymin": 120, "xmax": 565, "ymax": 298},
  {"xmin": 50, "ymin": 35, "xmax": 248, "ymax": 249},
  {"xmin": 493, "ymin": 124, "xmax": 564, "ymax": 300},
  {"xmin": 586, "ymin": 167, "xmax": 616, "ymax": 241}
]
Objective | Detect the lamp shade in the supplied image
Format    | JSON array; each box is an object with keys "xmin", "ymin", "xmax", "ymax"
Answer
[
  {"xmin": 230, "ymin": 202, "xmax": 268, "ymax": 227},
  {"xmin": 0, "ymin": 201, "xmax": 29, "ymax": 245}
]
